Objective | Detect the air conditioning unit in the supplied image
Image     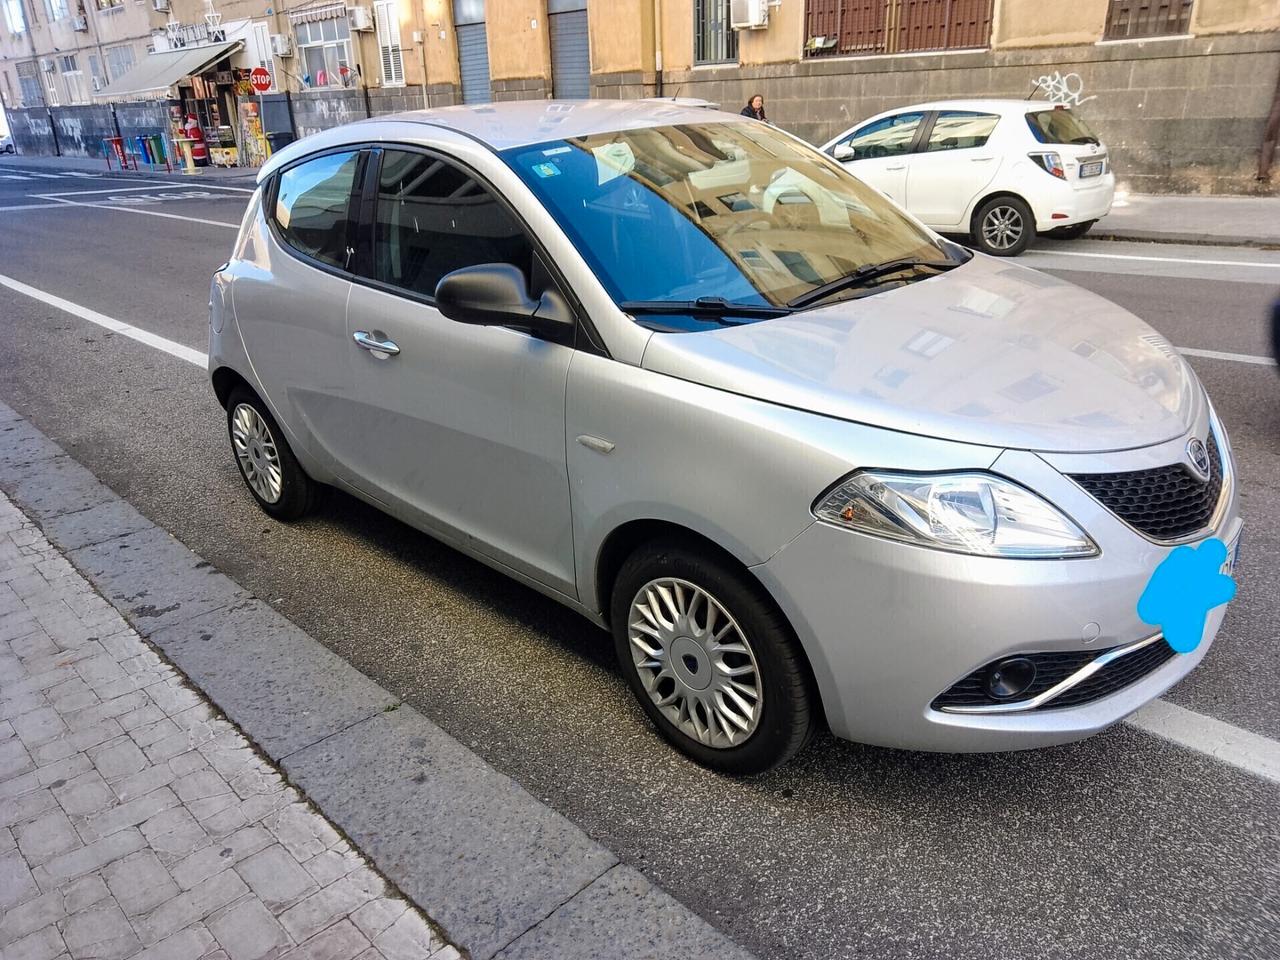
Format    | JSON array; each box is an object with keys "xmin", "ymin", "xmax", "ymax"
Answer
[
  {"xmin": 347, "ymin": 6, "xmax": 373, "ymax": 31},
  {"xmin": 152, "ymin": 0, "xmax": 169, "ymax": 10},
  {"xmin": 730, "ymin": 0, "xmax": 770, "ymax": 29},
  {"xmin": 270, "ymin": 32, "xmax": 294, "ymax": 56},
  {"xmin": 71, "ymin": 14, "xmax": 88, "ymax": 30},
  {"xmin": 39, "ymin": 57, "xmax": 56, "ymax": 72}
]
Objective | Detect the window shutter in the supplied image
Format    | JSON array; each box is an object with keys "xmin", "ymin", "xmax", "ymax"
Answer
[{"xmin": 374, "ymin": 0, "xmax": 404, "ymax": 86}]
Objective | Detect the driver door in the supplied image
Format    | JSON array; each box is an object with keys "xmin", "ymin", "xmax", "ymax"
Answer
[
  {"xmin": 342, "ymin": 147, "xmax": 577, "ymax": 595},
  {"xmin": 829, "ymin": 111, "xmax": 926, "ymax": 206}
]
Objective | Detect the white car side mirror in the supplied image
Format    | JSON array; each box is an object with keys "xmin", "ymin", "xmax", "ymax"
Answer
[{"xmin": 833, "ymin": 143, "xmax": 856, "ymax": 161}]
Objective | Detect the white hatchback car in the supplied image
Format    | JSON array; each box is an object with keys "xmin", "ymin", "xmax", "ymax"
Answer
[{"xmin": 821, "ymin": 100, "xmax": 1115, "ymax": 256}]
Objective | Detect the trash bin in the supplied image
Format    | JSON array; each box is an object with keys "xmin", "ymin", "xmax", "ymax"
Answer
[{"xmin": 265, "ymin": 131, "xmax": 295, "ymax": 155}]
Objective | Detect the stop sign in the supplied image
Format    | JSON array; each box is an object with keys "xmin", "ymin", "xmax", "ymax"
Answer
[{"xmin": 249, "ymin": 67, "xmax": 272, "ymax": 93}]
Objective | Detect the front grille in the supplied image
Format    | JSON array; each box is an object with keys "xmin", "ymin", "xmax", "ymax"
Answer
[
  {"xmin": 932, "ymin": 638, "xmax": 1178, "ymax": 712},
  {"xmin": 1068, "ymin": 432, "xmax": 1223, "ymax": 541}
]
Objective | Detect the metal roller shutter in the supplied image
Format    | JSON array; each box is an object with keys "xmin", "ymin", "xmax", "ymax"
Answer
[
  {"xmin": 549, "ymin": 9, "xmax": 589, "ymax": 100},
  {"xmin": 457, "ymin": 22, "xmax": 491, "ymax": 104}
]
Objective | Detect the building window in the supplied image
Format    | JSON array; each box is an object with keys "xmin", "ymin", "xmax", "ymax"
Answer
[
  {"xmin": 16, "ymin": 61, "xmax": 41, "ymax": 104},
  {"xmin": 2, "ymin": 0, "xmax": 26, "ymax": 33},
  {"xmin": 106, "ymin": 44, "xmax": 135, "ymax": 79},
  {"xmin": 804, "ymin": 0, "xmax": 993, "ymax": 57},
  {"xmin": 1103, "ymin": 0, "xmax": 1193, "ymax": 39},
  {"xmin": 694, "ymin": 0, "xmax": 737, "ymax": 64},
  {"xmin": 295, "ymin": 18, "xmax": 354, "ymax": 88},
  {"xmin": 373, "ymin": 0, "xmax": 404, "ymax": 86},
  {"xmin": 42, "ymin": 64, "xmax": 59, "ymax": 106},
  {"xmin": 60, "ymin": 54, "xmax": 85, "ymax": 102},
  {"xmin": 96, "ymin": 0, "xmax": 123, "ymax": 13},
  {"xmin": 42, "ymin": 0, "xmax": 68, "ymax": 20},
  {"xmin": 88, "ymin": 53, "xmax": 106, "ymax": 92}
]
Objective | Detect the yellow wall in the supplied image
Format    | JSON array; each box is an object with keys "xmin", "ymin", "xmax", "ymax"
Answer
[
  {"xmin": 420, "ymin": 0, "xmax": 460, "ymax": 86},
  {"xmin": 589, "ymin": 0, "xmax": 653, "ymax": 73},
  {"xmin": 1192, "ymin": 0, "xmax": 1280, "ymax": 33},
  {"xmin": 993, "ymin": 0, "xmax": 1108, "ymax": 47},
  {"xmin": 738, "ymin": 0, "xmax": 803, "ymax": 63},
  {"xmin": 487, "ymin": 0, "xmax": 550, "ymax": 80}
]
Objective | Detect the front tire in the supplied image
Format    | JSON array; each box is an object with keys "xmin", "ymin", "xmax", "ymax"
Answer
[
  {"xmin": 226, "ymin": 386, "xmax": 319, "ymax": 521},
  {"xmin": 1048, "ymin": 219, "xmax": 1096, "ymax": 240},
  {"xmin": 611, "ymin": 540, "xmax": 816, "ymax": 775},
  {"xmin": 972, "ymin": 196, "xmax": 1035, "ymax": 256}
]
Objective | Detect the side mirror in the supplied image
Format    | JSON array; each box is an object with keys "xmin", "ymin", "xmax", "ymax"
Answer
[
  {"xmin": 833, "ymin": 143, "xmax": 856, "ymax": 161},
  {"xmin": 435, "ymin": 263, "xmax": 574, "ymax": 341}
]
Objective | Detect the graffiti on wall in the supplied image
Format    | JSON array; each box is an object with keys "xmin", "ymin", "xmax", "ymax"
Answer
[{"xmin": 1034, "ymin": 71, "xmax": 1096, "ymax": 107}]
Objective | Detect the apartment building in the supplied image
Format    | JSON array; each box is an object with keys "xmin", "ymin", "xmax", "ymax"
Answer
[{"xmin": 1, "ymin": 0, "xmax": 1276, "ymax": 190}]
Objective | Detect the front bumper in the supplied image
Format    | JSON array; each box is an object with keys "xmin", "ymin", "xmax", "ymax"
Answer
[{"xmin": 753, "ymin": 416, "xmax": 1240, "ymax": 753}]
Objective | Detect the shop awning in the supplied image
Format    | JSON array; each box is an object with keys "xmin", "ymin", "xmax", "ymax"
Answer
[
  {"xmin": 287, "ymin": 0, "xmax": 346, "ymax": 23},
  {"xmin": 93, "ymin": 40, "xmax": 243, "ymax": 100}
]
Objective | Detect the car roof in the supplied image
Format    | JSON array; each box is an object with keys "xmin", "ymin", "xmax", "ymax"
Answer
[{"xmin": 874, "ymin": 98, "xmax": 1067, "ymax": 116}]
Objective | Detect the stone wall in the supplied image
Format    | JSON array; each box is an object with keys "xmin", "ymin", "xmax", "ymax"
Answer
[
  {"xmin": 6, "ymin": 104, "xmax": 121, "ymax": 159},
  {"xmin": 596, "ymin": 31, "xmax": 1280, "ymax": 195},
  {"xmin": 288, "ymin": 85, "xmax": 460, "ymax": 141},
  {"xmin": 492, "ymin": 78, "xmax": 550, "ymax": 102}
]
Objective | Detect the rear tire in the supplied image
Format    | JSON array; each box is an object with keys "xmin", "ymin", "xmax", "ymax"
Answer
[
  {"xmin": 226, "ymin": 386, "xmax": 319, "ymax": 521},
  {"xmin": 971, "ymin": 196, "xmax": 1035, "ymax": 256},
  {"xmin": 610, "ymin": 539, "xmax": 816, "ymax": 775},
  {"xmin": 1048, "ymin": 219, "xmax": 1096, "ymax": 240}
]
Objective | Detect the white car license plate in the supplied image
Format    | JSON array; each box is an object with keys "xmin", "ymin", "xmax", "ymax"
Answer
[
  {"xmin": 1080, "ymin": 161, "xmax": 1104, "ymax": 178},
  {"xmin": 1222, "ymin": 530, "xmax": 1242, "ymax": 576}
]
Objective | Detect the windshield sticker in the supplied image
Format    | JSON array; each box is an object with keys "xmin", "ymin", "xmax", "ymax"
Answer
[
  {"xmin": 531, "ymin": 162, "xmax": 561, "ymax": 178},
  {"xmin": 542, "ymin": 146, "xmax": 571, "ymax": 156},
  {"xmin": 592, "ymin": 141, "xmax": 636, "ymax": 185}
]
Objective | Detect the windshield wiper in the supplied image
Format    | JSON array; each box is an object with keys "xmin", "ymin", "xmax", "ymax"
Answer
[
  {"xmin": 1070, "ymin": 136, "xmax": 1101, "ymax": 145},
  {"xmin": 621, "ymin": 297, "xmax": 792, "ymax": 321},
  {"xmin": 786, "ymin": 256, "xmax": 957, "ymax": 310}
]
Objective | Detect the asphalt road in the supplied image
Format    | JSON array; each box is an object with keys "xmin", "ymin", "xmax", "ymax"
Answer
[{"xmin": 2, "ymin": 158, "xmax": 1278, "ymax": 960}]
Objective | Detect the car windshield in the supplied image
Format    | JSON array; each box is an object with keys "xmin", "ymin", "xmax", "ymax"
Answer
[
  {"xmin": 502, "ymin": 121, "xmax": 953, "ymax": 321},
  {"xmin": 1026, "ymin": 108, "xmax": 1100, "ymax": 145}
]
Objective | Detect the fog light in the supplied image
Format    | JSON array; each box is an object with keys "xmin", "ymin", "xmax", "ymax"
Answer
[{"xmin": 986, "ymin": 657, "xmax": 1037, "ymax": 699}]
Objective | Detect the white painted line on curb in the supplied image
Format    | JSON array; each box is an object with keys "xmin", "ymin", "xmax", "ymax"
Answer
[
  {"xmin": 42, "ymin": 194, "xmax": 239, "ymax": 229},
  {"xmin": 1179, "ymin": 347, "xmax": 1276, "ymax": 366},
  {"xmin": 0, "ymin": 272, "xmax": 206, "ymax": 368},
  {"xmin": 1125, "ymin": 699, "xmax": 1280, "ymax": 785},
  {"xmin": 1027, "ymin": 249, "xmax": 1280, "ymax": 269}
]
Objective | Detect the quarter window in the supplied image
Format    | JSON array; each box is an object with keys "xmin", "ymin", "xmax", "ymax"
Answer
[
  {"xmin": 367, "ymin": 149, "xmax": 533, "ymax": 300},
  {"xmin": 841, "ymin": 112, "xmax": 925, "ymax": 158},
  {"xmin": 923, "ymin": 111, "xmax": 999, "ymax": 152},
  {"xmin": 273, "ymin": 151, "xmax": 361, "ymax": 270}
]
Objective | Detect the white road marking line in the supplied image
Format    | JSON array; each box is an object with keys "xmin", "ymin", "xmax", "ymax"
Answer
[
  {"xmin": 0, "ymin": 175, "xmax": 33, "ymax": 181},
  {"xmin": 0, "ymin": 202, "xmax": 70, "ymax": 211},
  {"xmin": 34, "ymin": 184, "xmax": 217, "ymax": 196},
  {"xmin": 1125, "ymin": 699, "xmax": 1280, "ymax": 785},
  {"xmin": 1027, "ymin": 249, "xmax": 1280, "ymax": 269},
  {"xmin": 41, "ymin": 194, "xmax": 239, "ymax": 228},
  {"xmin": 1180, "ymin": 347, "xmax": 1276, "ymax": 366},
  {"xmin": 0, "ymin": 272, "xmax": 206, "ymax": 368},
  {"xmin": 3, "ymin": 270, "xmax": 1279, "ymax": 785}
]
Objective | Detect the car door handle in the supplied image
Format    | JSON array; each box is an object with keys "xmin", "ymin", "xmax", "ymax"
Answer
[
  {"xmin": 352, "ymin": 330, "xmax": 400, "ymax": 356},
  {"xmin": 885, "ymin": 164, "xmax": 906, "ymax": 171},
  {"xmin": 970, "ymin": 156, "xmax": 996, "ymax": 162}
]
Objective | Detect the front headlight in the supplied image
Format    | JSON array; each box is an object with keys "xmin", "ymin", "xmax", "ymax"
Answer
[{"xmin": 813, "ymin": 471, "xmax": 1097, "ymax": 559}]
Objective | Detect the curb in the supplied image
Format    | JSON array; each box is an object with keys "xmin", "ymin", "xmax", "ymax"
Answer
[
  {"xmin": 0, "ymin": 400, "xmax": 757, "ymax": 960},
  {"xmin": 1089, "ymin": 229, "xmax": 1280, "ymax": 249}
]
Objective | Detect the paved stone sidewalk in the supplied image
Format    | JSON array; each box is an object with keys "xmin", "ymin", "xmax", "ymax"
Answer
[{"xmin": 0, "ymin": 491, "xmax": 460, "ymax": 960}]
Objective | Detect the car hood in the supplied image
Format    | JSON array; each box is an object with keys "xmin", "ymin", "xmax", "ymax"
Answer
[{"xmin": 640, "ymin": 255, "xmax": 1201, "ymax": 454}]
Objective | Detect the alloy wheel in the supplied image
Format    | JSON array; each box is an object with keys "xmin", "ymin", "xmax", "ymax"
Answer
[
  {"xmin": 981, "ymin": 205, "xmax": 1025, "ymax": 251},
  {"xmin": 230, "ymin": 403, "xmax": 283, "ymax": 504},
  {"xmin": 628, "ymin": 577, "xmax": 763, "ymax": 749}
]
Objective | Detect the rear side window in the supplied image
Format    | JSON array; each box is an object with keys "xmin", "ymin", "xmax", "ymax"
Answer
[
  {"xmin": 368, "ymin": 148, "xmax": 534, "ymax": 300},
  {"xmin": 273, "ymin": 151, "xmax": 361, "ymax": 269},
  {"xmin": 924, "ymin": 111, "xmax": 999, "ymax": 152},
  {"xmin": 841, "ymin": 112, "xmax": 925, "ymax": 158},
  {"xmin": 1026, "ymin": 108, "xmax": 1100, "ymax": 145}
]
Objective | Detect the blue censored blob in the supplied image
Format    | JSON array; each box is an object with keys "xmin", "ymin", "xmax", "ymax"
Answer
[{"xmin": 1137, "ymin": 538, "xmax": 1237, "ymax": 654}]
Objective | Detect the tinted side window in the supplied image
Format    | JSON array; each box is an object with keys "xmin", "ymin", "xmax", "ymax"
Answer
[
  {"xmin": 843, "ymin": 112, "xmax": 925, "ymax": 158},
  {"xmin": 1025, "ymin": 108, "xmax": 1100, "ymax": 145},
  {"xmin": 369, "ymin": 149, "xmax": 533, "ymax": 300},
  {"xmin": 274, "ymin": 151, "xmax": 361, "ymax": 269},
  {"xmin": 923, "ymin": 111, "xmax": 1000, "ymax": 152}
]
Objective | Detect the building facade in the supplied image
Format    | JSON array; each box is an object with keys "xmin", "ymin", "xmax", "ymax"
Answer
[{"xmin": 1, "ymin": 0, "xmax": 1277, "ymax": 190}]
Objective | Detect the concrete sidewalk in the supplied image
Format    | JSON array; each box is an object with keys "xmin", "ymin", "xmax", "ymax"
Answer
[
  {"xmin": 0, "ymin": 401, "xmax": 756, "ymax": 960},
  {"xmin": 1094, "ymin": 192, "xmax": 1280, "ymax": 247},
  {"xmin": 0, "ymin": 492, "xmax": 458, "ymax": 960},
  {"xmin": 0, "ymin": 153, "xmax": 260, "ymax": 186}
]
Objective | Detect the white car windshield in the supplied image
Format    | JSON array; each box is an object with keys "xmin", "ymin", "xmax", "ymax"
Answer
[{"xmin": 503, "ymin": 121, "xmax": 956, "ymax": 323}]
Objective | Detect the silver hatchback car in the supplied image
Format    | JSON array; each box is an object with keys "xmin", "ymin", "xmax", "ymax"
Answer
[{"xmin": 209, "ymin": 101, "xmax": 1241, "ymax": 774}]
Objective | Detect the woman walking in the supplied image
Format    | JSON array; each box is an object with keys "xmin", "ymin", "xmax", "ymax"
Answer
[{"xmin": 740, "ymin": 94, "xmax": 767, "ymax": 122}]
